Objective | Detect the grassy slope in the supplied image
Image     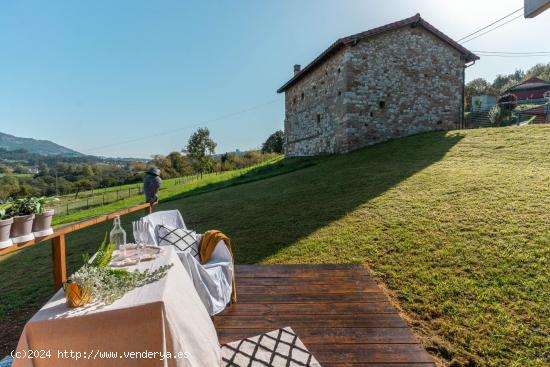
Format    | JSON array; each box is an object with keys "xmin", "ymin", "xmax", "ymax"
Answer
[
  {"xmin": 1, "ymin": 127, "xmax": 549, "ymax": 366},
  {"xmin": 51, "ymin": 157, "xmax": 284, "ymax": 226}
]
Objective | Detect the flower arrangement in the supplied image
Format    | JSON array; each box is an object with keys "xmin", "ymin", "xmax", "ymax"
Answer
[{"xmin": 67, "ymin": 234, "xmax": 172, "ymax": 306}]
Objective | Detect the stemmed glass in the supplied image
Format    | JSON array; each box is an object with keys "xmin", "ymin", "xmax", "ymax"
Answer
[{"xmin": 132, "ymin": 220, "xmax": 149, "ymax": 262}]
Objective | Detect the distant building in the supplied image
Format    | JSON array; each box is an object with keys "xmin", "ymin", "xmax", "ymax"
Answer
[
  {"xmin": 503, "ymin": 77, "xmax": 550, "ymax": 101},
  {"xmin": 472, "ymin": 95, "xmax": 497, "ymax": 112},
  {"xmin": 277, "ymin": 14, "xmax": 478, "ymax": 157}
]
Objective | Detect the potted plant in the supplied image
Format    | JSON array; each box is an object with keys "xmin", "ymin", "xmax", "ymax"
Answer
[
  {"xmin": 0, "ymin": 205, "xmax": 13, "ymax": 249},
  {"xmin": 7, "ymin": 198, "xmax": 37, "ymax": 243},
  {"xmin": 32, "ymin": 197, "xmax": 58, "ymax": 237}
]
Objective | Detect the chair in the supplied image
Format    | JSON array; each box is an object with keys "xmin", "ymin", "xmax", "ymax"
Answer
[{"xmin": 140, "ymin": 210, "xmax": 234, "ymax": 315}]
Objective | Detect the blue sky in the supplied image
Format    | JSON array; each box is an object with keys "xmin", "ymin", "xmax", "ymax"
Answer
[{"xmin": 1, "ymin": 0, "xmax": 548, "ymax": 158}]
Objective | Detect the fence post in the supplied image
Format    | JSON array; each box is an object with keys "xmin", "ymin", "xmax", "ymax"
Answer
[
  {"xmin": 128, "ymin": 188, "xmax": 131, "ymax": 197},
  {"xmin": 51, "ymin": 235, "xmax": 67, "ymax": 290},
  {"xmin": 102, "ymin": 193, "xmax": 105, "ymax": 206},
  {"xmin": 66, "ymin": 203, "xmax": 69, "ymax": 215},
  {"xmin": 86, "ymin": 198, "xmax": 90, "ymax": 209}
]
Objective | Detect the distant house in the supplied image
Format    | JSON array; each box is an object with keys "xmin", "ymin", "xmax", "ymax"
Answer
[
  {"xmin": 503, "ymin": 77, "xmax": 550, "ymax": 101},
  {"xmin": 472, "ymin": 95, "xmax": 497, "ymax": 112},
  {"xmin": 277, "ymin": 14, "xmax": 478, "ymax": 157}
]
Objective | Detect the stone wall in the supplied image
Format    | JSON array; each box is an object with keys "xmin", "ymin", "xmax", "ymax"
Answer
[
  {"xmin": 343, "ymin": 26, "xmax": 464, "ymax": 152},
  {"xmin": 283, "ymin": 25, "xmax": 465, "ymax": 156},
  {"xmin": 284, "ymin": 48, "xmax": 348, "ymax": 156}
]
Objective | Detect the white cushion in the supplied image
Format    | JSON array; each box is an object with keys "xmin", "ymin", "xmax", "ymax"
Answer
[{"xmin": 157, "ymin": 225, "xmax": 199, "ymax": 260}]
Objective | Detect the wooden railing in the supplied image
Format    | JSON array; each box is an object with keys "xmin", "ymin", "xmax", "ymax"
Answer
[{"xmin": 0, "ymin": 202, "xmax": 156, "ymax": 290}]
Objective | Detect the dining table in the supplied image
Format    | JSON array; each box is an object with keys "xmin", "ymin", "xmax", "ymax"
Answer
[{"xmin": 13, "ymin": 246, "xmax": 221, "ymax": 367}]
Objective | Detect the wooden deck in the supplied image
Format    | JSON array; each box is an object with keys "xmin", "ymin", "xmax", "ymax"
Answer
[{"xmin": 214, "ymin": 264, "xmax": 435, "ymax": 367}]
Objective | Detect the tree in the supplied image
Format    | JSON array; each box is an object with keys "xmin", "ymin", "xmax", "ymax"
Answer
[
  {"xmin": 186, "ymin": 128, "xmax": 217, "ymax": 177},
  {"xmin": 0, "ymin": 174, "xmax": 20, "ymax": 200},
  {"xmin": 493, "ymin": 69, "xmax": 525, "ymax": 92},
  {"xmin": 167, "ymin": 152, "xmax": 193, "ymax": 177},
  {"xmin": 262, "ymin": 130, "xmax": 285, "ymax": 154}
]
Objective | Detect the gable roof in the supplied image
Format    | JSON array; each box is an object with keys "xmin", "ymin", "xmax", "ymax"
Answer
[
  {"xmin": 277, "ymin": 14, "xmax": 479, "ymax": 93},
  {"xmin": 504, "ymin": 77, "xmax": 550, "ymax": 93}
]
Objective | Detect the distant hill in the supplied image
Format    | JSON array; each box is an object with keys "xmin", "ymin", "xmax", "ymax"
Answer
[{"xmin": 0, "ymin": 132, "xmax": 83, "ymax": 156}]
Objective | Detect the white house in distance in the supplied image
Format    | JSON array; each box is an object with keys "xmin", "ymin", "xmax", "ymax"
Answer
[{"xmin": 472, "ymin": 95, "xmax": 497, "ymax": 112}]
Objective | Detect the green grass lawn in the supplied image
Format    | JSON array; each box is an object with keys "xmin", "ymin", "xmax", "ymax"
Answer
[{"xmin": 1, "ymin": 126, "xmax": 549, "ymax": 366}]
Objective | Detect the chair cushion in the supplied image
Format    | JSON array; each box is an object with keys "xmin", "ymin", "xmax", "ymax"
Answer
[
  {"xmin": 221, "ymin": 327, "xmax": 321, "ymax": 367},
  {"xmin": 157, "ymin": 225, "xmax": 199, "ymax": 260},
  {"xmin": 0, "ymin": 356, "xmax": 13, "ymax": 367}
]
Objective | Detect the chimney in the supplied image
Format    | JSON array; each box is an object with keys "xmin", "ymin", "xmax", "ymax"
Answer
[{"xmin": 293, "ymin": 64, "xmax": 301, "ymax": 75}]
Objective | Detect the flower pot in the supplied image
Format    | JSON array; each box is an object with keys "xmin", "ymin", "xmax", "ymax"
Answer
[
  {"xmin": 32, "ymin": 209, "xmax": 55, "ymax": 237},
  {"xmin": 10, "ymin": 214, "xmax": 35, "ymax": 244},
  {"xmin": 64, "ymin": 282, "xmax": 92, "ymax": 308},
  {"xmin": 0, "ymin": 217, "xmax": 13, "ymax": 249}
]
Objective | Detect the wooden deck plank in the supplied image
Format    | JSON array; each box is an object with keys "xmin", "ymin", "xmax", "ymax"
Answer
[
  {"xmin": 217, "ymin": 327, "xmax": 419, "ymax": 344},
  {"xmin": 214, "ymin": 265, "xmax": 435, "ymax": 366},
  {"xmin": 238, "ymin": 283, "xmax": 383, "ymax": 294},
  {"xmin": 214, "ymin": 314, "xmax": 407, "ymax": 328},
  {"xmin": 217, "ymin": 302, "xmax": 398, "ymax": 316}
]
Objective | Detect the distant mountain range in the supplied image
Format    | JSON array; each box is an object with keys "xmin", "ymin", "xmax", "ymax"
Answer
[{"xmin": 0, "ymin": 132, "xmax": 83, "ymax": 156}]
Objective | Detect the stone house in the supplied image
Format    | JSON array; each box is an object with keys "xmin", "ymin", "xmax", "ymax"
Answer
[{"xmin": 277, "ymin": 14, "xmax": 479, "ymax": 156}]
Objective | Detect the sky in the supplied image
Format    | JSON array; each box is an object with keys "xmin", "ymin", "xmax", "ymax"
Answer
[{"xmin": 0, "ymin": 0, "xmax": 548, "ymax": 158}]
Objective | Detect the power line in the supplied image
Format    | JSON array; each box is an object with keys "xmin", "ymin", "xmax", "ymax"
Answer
[
  {"xmin": 457, "ymin": 7, "xmax": 523, "ymax": 42},
  {"xmin": 82, "ymin": 97, "xmax": 280, "ymax": 154},
  {"xmin": 461, "ymin": 14, "xmax": 524, "ymax": 44},
  {"xmin": 473, "ymin": 50, "xmax": 550, "ymax": 54},
  {"xmin": 474, "ymin": 54, "xmax": 550, "ymax": 57}
]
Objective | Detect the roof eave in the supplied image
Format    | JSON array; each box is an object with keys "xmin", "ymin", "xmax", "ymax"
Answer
[{"xmin": 277, "ymin": 14, "xmax": 479, "ymax": 93}]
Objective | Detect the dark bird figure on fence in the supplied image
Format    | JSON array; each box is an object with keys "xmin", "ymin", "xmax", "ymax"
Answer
[{"xmin": 143, "ymin": 167, "xmax": 162, "ymax": 203}]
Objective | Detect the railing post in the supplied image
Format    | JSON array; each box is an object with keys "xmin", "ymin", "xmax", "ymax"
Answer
[
  {"xmin": 52, "ymin": 235, "xmax": 67, "ymax": 290},
  {"xmin": 145, "ymin": 203, "xmax": 153, "ymax": 216}
]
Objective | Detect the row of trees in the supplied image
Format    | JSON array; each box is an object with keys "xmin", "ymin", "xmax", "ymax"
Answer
[
  {"xmin": 465, "ymin": 62, "xmax": 550, "ymax": 111},
  {"xmin": 0, "ymin": 128, "xmax": 286, "ymax": 201},
  {"xmin": 148, "ymin": 128, "xmax": 284, "ymax": 179}
]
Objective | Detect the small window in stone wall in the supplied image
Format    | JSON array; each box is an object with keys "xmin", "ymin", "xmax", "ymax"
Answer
[
  {"xmin": 317, "ymin": 114, "xmax": 321, "ymax": 123},
  {"xmin": 437, "ymin": 120, "xmax": 443, "ymax": 125},
  {"xmin": 379, "ymin": 101, "xmax": 386, "ymax": 109},
  {"xmin": 370, "ymin": 111, "xmax": 374, "ymax": 117},
  {"xmin": 301, "ymin": 92, "xmax": 305, "ymax": 100},
  {"xmin": 338, "ymin": 91, "xmax": 342, "ymax": 96},
  {"xmin": 337, "ymin": 67, "xmax": 341, "ymax": 74}
]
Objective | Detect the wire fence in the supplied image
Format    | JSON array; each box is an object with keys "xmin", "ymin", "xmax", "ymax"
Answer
[
  {"xmin": 51, "ymin": 174, "xmax": 199, "ymax": 216},
  {"xmin": 463, "ymin": 97, "xmax": 550, "ymax": 129}
]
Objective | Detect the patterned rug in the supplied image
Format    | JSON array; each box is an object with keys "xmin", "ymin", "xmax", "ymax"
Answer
[{"xmin": 221, "ymin": 327, "xmax": 321, "ymax": 367}]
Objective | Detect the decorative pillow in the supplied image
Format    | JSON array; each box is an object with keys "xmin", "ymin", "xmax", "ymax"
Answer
[
  {"xmin": 221, "ymin": 327, "xmax": 321, "ymax": 367},
  {"xmin": 156, "ymin": 225, "xmax": 200, "ymax": 260}
]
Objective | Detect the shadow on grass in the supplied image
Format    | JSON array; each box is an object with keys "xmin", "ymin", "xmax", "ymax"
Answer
[{"xmin": 0, "ymin": 130, "xmax": 462, "ymax": 354}]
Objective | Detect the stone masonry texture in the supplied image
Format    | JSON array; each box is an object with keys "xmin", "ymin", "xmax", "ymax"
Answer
[{"xmin": 283, "ymin": 26, "xmax": 466, "ymax": 156}]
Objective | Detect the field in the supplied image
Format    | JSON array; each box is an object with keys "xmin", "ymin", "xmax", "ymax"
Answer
[{"xmin": 1, "ymin": 126, "xmax": 549, "ymax": 366}]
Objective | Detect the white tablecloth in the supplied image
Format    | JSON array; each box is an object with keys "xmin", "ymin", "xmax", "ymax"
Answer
[{"xmin": 14, "ymin": 247, "xmax": 221, "ymax": 367}]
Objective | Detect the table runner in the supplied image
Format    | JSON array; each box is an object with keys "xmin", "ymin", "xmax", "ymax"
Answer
[{"xmin": 13, "ymin": 247, "xmax": 221, "ymax": 367}]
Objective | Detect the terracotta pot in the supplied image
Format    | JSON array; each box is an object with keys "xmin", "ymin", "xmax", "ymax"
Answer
[
  {"xmin": 10, "ymin": 214, "xmax": 35, "ymax": 243},
  {"xmin": 0, "ymin": 217, "xmax": 13, "ymax": 249},
  {"xmin": 64, "ymin": 282, "xmax": 92, "ymax": 308},
  {"xmin": 32, "ymin": 209, "xmax": 55, "ymax": 237}
]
